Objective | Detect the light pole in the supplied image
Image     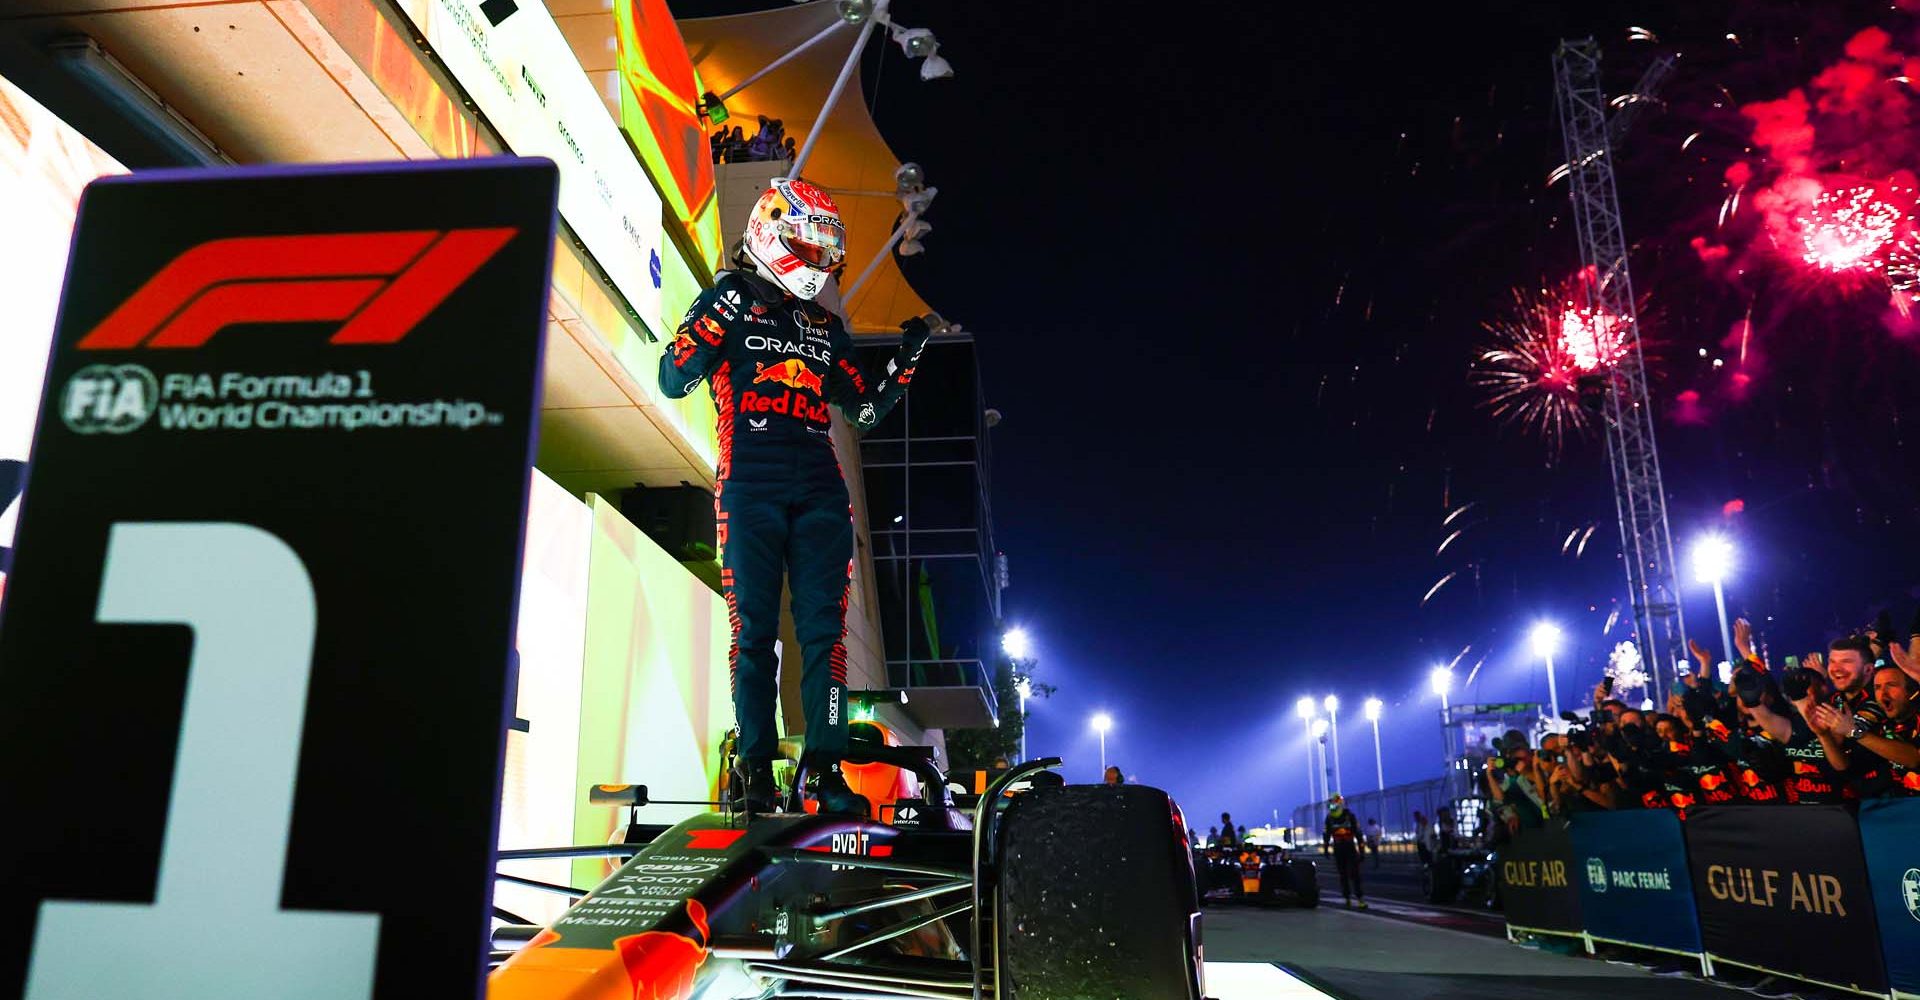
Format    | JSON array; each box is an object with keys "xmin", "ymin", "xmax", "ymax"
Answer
[
  {"xmin": 1295, "ymin": 696, "xmax": 1319, "ymax": 806},
  {"xmin": 1014, "ymin": 677, "xmax": 1033, "ymax": 762},
  {"xmin": 1529, "ymin": 621, "xmax": 1563, "ymax": 719},
  {"xmin": 1430, "ymin": 666, "xmax": 1454, "ymax": 781},
  {"xmin": 1429, "ymin": 666, "xmax": 1452, "ymax": 714},
  {"xmin": 1364, "ymin": 697, "xmax": 1384, "ymax": 793},
  {"xmin": 1323, "ymin": 694, "xmax": 1343, "ymax": 796},
  {"xmin": 1692, "ymin": 535, "xmax": 1736, "ymax": 669},
  {"xmin": 1003, "ymin": 629, "xmax": 1033, "ymax": 762},
  {"xmin": 1090, "ymin": 712, "xmax": 1112, "ymax": 775},
  {"xmin": 1311, "ymin": 718, "xmax": 1331, "ymax": 806}
]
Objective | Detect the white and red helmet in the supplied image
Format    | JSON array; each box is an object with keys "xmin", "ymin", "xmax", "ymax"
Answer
[{"xmin": 743, "ymin": 177, "xmax": 846, "ymax": 300}]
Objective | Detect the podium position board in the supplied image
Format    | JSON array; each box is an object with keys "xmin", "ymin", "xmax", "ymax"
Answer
[{"xmin": 0, "ymin": 159, "xmax": 558, "ymax": 999}]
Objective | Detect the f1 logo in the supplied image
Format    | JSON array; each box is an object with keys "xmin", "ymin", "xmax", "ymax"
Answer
[{"xmin": 78, "ymin": 228, "xmax": 517, "ymax": 350}]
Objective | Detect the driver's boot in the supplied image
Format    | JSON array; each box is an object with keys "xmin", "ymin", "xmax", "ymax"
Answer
[
  {"xmin": 807, "ymin": 764, "xmax": 872, "ymax": 818},
  {"xmin": 737, "ymin": 759, "xmax": 778, "ymax": 815}
]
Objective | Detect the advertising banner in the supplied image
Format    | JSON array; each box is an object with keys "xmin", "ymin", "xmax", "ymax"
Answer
[
  {"xmin": 1858, "ymin": 798, "xmax": 1920, "ymax": 998},
  {"xmin": 614, "ymin": 0, "xmax": 722, "ymax": 271},
  {"xmin": 0, "ymin": 159, "xmax": 557, "ymax": 999},
  {"xmin": 1685, "ymin": 805, "xmax": 1887, "ymax": 994},
  {"xmin": 392, "ymin": 0, "xmax": 666, "ymax": 332},
  {"xmin": 1569, "ymin": 809, "xmax": 1702, "ymax": 955},
  {"xmin": 1497, "ymin": 818, "xmax": 1583, "ymax": 934}
]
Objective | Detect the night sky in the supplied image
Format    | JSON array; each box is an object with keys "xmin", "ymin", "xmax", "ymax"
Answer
[{"xmin": 681, "ymin": 0, "xmax": 1920, "ymax": 826}]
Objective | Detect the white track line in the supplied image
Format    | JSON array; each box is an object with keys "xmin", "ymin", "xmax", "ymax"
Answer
[{"xmin": 1204, "ymin": 962, "xmax": 1333, "ymax": 999}]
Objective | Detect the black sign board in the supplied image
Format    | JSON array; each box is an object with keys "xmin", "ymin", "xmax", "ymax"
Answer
[
  {"xmin": 1685, "ymin": 805, "xmax": 1887, "ymax": 994},
  {"xmin": 1497, "ymin": 818, "xmax": 1583, "ymax": 933},
  {"xmin": 0, "ymin": 159, "xmax": 557, "ymax": 999}
]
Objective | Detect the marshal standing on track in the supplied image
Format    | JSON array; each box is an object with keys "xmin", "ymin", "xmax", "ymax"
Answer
[{"xmin": 660, "ymin": 176, "xmax": 939, "ymax": 815}]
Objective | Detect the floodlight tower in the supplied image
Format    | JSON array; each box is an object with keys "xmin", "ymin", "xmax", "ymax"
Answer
[{"xmin": 1552, "ymin": 40, "xmax": 1686, "ymax": 704}]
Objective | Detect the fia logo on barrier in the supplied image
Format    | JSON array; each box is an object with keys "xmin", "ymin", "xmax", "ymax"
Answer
[
  {"xmin": 1902, "ymin": 867, "xmax": 1920, "ymax": 921},
  {"xmin": 1586, "ymin": 857, "xmax": 1608, "ymax": 894}
]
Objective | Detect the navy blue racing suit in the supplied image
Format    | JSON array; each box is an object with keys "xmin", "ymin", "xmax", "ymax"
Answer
[{"xmin": 659, "ymin": 269, "xmax": 928, "ymax": 766}]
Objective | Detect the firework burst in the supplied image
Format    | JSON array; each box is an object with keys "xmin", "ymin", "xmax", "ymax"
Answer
[
  {"xmin": 1792, "ymin": 184, "xmax": 1908, "ymax": 278},
  {"xmin": 1891, "ymin": 237, "xmax": 1920, "ymax": 294},
  {"xmin": 1473, "ymin": 272, "xmax": 1630, "ymax": 454}
]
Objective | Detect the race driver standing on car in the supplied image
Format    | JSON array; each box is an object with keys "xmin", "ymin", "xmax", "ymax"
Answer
[{"xmin": 660, "ymin": 177, "xmax": 938, "ymax": 816}]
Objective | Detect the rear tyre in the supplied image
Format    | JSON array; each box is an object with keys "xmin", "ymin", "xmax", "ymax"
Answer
[
  {"xmin": 1422, "ymin": 857, "xmax": 1461, "ymax": 903},
  {"xmin": 1284, "ymin": 859, "xmax": 1319, "ymax": 908},
  {"xmin": 996, "ymin": 784, "xmax": 1202, "ymax": 1000}
]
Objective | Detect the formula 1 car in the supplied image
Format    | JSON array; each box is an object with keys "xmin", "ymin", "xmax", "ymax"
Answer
[
  {"xmin": 489, "ymin": 733, "xmax": 1206, "ymax": 999},
  {"xmin": 1192, "ymin": 841, "xmax": 1319, "ymax": 908}
]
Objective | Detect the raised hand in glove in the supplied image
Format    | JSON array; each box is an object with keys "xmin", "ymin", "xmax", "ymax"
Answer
[{"xmin": 898, "ymin": 312, "xmax": 946, "ymax": 362}]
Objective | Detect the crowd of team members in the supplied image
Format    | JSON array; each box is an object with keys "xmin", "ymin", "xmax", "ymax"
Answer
[{"xmin": 1487, "ymin": 617, "xmax": 1920, "ymax": 827}]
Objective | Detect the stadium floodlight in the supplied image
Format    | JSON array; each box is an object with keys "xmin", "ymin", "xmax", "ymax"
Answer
[
  {"xmin": 891, "ymin": 25, "xmax": 937, "ymax": 58},
  {"xmin": 1090, "ymin": 712, "xmax": 1112, "ymax": 734},
  {"xmin": 1429, "ymin": 665, "xmax": 1452, "ymax": 698},
  {"xmin": 1529, "ymin": 621, "xmax": 1564, "ymax": 718},
  {"xmin": 1692, "ymin": 534, "xmax": 1734, "ymax": 585},
  {"xmin": 1295, "ymin": 695, "xmax": 1317, "ymax": 721},
  {"xmin": 1364, "ymin": 697, "xmax": 1383, "ymax": 722},
  {"xmin": 894, "ymin": 161, "xmax": 926, "ymax": 194},
  {"xmin": 1529, "ymin": 621, "xmax": 1562, "ymax": 658},
  {"xmin": 1001, "ymin": 627, "xmax": 1031, "ymax": 660},
  {"xmin": 1310, "ymin": 718, "xmax": 1329, "ymax": 738},
  {"xmin": 897, "ymin": 220, "xmax": 932, "ymax": 256},
  {"xmin": 1322, "ymin": 694, "xmax": 1339, "ymax": 714},
  {"xmin": 836, "ymin": 0, "xmax": 872, "ymax": 24},
  {"xmin": 1692, "ymin": 534, "xmax": 1737, "ymax": 668}
]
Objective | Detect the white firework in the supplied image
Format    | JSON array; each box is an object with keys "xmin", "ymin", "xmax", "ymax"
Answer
[{"xmin": 1607, "ymin": 640, "xmax": 1649, "ymax": 698}]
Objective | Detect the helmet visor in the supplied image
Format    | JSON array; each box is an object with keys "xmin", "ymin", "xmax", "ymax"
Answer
[{"xmin": 780, "ymin": 214, "xmax": 846, "ymax": 270}]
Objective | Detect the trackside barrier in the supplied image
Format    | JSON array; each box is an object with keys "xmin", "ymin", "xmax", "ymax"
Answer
[
  {"xmin": 1501, "ymin": 806, "xmax": 1904, "ymax": 998},
  {"xmin": 1567, "ymin": 810, "xmax": 1705, "ymax": 971},
  {"xmin": 1685, "ymin": 805, "xmax": 1885, "ymax": 996},
  {"xmin": 1495, "ymin": 817, "xmax": 1582, "ymax": 938},
  {"xmin": 1858, "ymin": 798, "xmax": 1920, "ymax": 1000}
]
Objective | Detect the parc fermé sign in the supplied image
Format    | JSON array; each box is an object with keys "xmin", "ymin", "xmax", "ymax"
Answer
[{"xmin": 0, "ymin": 159, "xmax": 557, "ymax": 1000}]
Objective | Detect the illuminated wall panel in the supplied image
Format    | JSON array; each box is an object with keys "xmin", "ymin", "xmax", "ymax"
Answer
[{"xmin": 573, "ymin": 493, "xmax": 732, "ymax": 885}]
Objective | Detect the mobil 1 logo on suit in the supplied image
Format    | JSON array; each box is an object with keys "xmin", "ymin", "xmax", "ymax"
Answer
[{"xmin": 0, "ymin": 159, "xmax": 557, "ymax": 1000}]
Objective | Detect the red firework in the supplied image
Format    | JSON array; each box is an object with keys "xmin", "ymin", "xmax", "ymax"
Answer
[
  {"xmin": 1474, "ymin": 274, "xmax": 1627, "ymax": 455},
  {"xmin": 1792, "ymin": 184, "xmax": 1908, "ymax": 277},
  {"xmin": 1557, "ymin": 269, "xmax": 1630, "ymax": 372}
]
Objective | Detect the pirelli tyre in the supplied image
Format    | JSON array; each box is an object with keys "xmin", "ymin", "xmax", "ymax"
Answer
[
  {"xmin": 1262, "ymin": 858, "xmax": 1320, "ymax": 908},
  {"xmin": 995, "ymin": 784, "xmax": 1203, "ymax": 1000}
]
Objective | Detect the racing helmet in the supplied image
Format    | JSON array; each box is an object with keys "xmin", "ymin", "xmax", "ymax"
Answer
[{"xmin": 742, "ymin": 177, "xmax": 846, "ymax": 301}]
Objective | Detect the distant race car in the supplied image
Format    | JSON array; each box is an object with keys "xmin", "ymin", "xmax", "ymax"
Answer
[
  {"xmin": 1192, "ymin": 842, "xmax": 1319, "ymax": 908},
  {"xmin": 489, "ymin": 726, "xmax": 1208, "ymax": 1000}
]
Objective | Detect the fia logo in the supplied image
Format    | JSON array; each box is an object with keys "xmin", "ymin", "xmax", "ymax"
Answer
[
  {"xmin": 1902, "ymin": 867, "xmax": 1920, "ymax": 921},
  {"xmin": 1585, "ymin": 858, "xmax": 1608, "ymax": 894},
  {"xmin": 61, "ymin": 364, "xmax": 158, "ymax": 434}
]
